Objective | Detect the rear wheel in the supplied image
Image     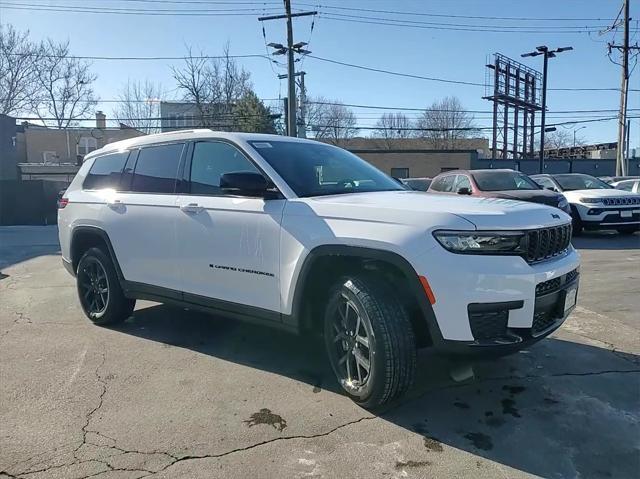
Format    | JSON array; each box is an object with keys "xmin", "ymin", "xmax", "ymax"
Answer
[
  {"xmin": 76, "ymin": 247, "xmax": 135, "ymax": 325},
  {"xmin": 324, "ymin": 275, "xmax": 416, "ymax": 409},
  {"xmin": 617, "ymin": 226, "xmax": 639, "ymax": 235}
]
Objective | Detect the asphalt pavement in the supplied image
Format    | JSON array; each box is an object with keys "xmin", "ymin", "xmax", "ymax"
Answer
[{"xmin": 0, "ymin": 226, "xmax": 638, "ymax": 478}]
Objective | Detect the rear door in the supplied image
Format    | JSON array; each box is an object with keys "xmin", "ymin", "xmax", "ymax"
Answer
[
  {"xmin": 102, "ymin": 142, "xmax": 185, "ymax": 293},
  {"xmin": 175, "ymin": 140, "xmax": 285, "ymax": 314}
]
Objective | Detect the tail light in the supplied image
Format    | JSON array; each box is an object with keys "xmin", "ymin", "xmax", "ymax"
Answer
[{"xmin": 58, "ymin": 197, "xmax": 69, "ymax": 209}]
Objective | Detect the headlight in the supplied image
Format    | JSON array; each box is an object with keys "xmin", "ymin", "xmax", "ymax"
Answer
[
  {"xmin": 558, "ymin": 198, "xmax": 568, "ymax": 209},
  {"xmin": 433, "ymin": 231, "xmax": 527, "ymax": 255},
  {"xmin": 579, "ymin": 197, "xmax": 601, "ymax": 204}
]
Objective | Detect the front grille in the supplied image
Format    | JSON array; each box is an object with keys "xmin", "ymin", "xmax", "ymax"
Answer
[
  {"xmin": 525, "ymin": 224, "xmax": 572, "ymax": 263},
  {"xmin": 468, "ymin": 309, "xmax": 508, "ymax": 341},
  {"xmin": 602, "ymin": 197, "xmax": 640, "ymax": 206},
  {"xmin": 532, "ymin": 310, "xmax": 556, "ymax": 334},
  {"xmin": 564, "ymin": 268, "xmax": 579, "ymax": 284},
  {"xmin": 535, "ymin": 268, "xmax": 579, "ymax": 297}
]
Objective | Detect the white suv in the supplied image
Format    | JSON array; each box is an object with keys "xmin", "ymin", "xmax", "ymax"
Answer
[
  {"xmin": 59, "ymin": 130, "xmax": 580, "ymax": 408},
  {"xmin": 531, "ymin": 173, "xmax": 640, "ymax": 235}
]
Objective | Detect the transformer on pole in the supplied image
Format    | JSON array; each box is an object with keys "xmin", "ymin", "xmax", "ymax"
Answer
[{"xmin": 483, "ymin": 54, "xmax": 542, "ymax": 160}]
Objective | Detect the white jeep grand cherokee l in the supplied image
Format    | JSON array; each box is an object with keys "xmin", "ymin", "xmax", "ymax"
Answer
[{"xmin": 59, "ymin": 130, "xmax": 580, "ymax": 408}]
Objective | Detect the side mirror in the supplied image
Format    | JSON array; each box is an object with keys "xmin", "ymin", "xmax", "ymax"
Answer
[
  {"xmin": 220, "ymin": 171, "xmax": 272, "ymax": 197},
  {"xmin": 457, "ymin": 187, "xmax": 472, "ymax": 195}
]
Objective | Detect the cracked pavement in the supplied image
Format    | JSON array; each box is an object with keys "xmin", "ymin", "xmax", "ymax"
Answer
[{"xmin": 1, "ymin": 226, "xmax": 639, "ymax": 478}]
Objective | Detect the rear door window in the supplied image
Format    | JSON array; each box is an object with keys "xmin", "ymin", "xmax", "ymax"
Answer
[
  {"xmin": 83, "ymin": 152, "xmax": 129, "ymax": 190},
  {"xmin": 131, "ymin": 143, "xmax": 184, "ymax": 194}
]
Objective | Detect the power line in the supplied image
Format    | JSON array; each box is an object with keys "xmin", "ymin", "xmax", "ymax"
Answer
[
  {"xmin": 0, "ymin": 3, "xmax": 297, "ymax": 16},
  {"xmin": 297, "ymin": 3, "xmax": 616, "ymax": 22},
  {"xmin": 13, "ymin": 115, "xmax": 635, "ymax": 130},
  {"xmin": 306, "ymin": 55, "xmax": 640, "ymax": 92},
  {"xmin": 317, "ymin": 12, "xmax": 613, "ymax": 31},
  {"xmin": 317, "ymin": 15, "xmax": 625, "ymax": 35}
]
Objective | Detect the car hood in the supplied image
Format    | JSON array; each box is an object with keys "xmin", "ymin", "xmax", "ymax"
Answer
[
  {"xmin": 562, "ymin": 188, "xmax": 638, "ymax": 199},
  {"xmin": 298, "ymin": 190, "xmax": 571, "ymax": 230},
  {"xmin": 487, "ymin": 189, "xmax": 562, "ymax": 205}
]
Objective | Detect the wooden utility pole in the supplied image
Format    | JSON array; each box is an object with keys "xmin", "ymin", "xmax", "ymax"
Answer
[
  {"xmin": 609, "ymin": 0, "xmax": 640, "ymax": 175},
  {"xmin": 284, "ymin": 0, "xmax": 297, "ymax": 138},
  {"xmin": 259, "ymin": 4, "xmax": 316, "ymax": 137},
  {"xmin": 616, "ymin": 0, "xmax": 630, "ymax": 176}
]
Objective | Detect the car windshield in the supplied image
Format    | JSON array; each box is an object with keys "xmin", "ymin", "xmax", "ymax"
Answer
[
  {"xmin": 248, "ymin": 140, "xmax": 405, "ymax": 197},
  {"xmin": 554, "ymin": 174, "xmax": 613, "ymax": 191},
  {"xmin": 471, "ymin": 171, "xmax": 540, "ymax": 191}
]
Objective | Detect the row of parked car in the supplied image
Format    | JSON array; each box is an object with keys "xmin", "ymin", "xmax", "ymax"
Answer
[{"xmin": 400, "ymin": 171, "xmax": 640, "ymax": 235}]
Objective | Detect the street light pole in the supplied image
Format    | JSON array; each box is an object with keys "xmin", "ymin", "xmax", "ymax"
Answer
[
  {"xmin": 539, "ymin": 49, "xmax": 549, "ymax": 174},
  {"xmin": 521, "ymin": 45, "xmax": 573, "ymax": 173}
]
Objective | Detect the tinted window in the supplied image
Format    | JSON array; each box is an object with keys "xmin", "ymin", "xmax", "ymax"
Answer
[
  {"xmin": 83, "ymin": 152, "xmax": 129, "ymax": 190},
  {"xmin": 472, "ymin": 171, "xmax": 540, "ymax": 191},
  {"xmin": 190, "ymin": 142, "xmax": 260, "ymax": 195},
  {"xmin": 248, "ymin": 141, "xmax": 403, "ymax": 197},
  {"xmin": 131, "ymin": 144, "xmax": 184, "ymax": 193},
  {"xmin": 553, "ymin": 174, "xmax": 612, "ymax": 191}
]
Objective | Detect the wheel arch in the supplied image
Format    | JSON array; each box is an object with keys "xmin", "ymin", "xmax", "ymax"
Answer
[
  {"xmin": 70, "ymin": 226, "xmax": 124, "ymax": 280},
  {"xmin": 290, "ymin": 245, "xmax": 442, "ymax": 348}
]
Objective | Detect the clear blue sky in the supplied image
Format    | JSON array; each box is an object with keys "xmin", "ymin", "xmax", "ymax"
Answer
[{"xmin": 1, "ymin": 0, "xmax": 638, "ymax": 148}]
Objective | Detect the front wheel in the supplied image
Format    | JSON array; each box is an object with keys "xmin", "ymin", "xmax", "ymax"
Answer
[
  {"xmin": 76, "ymin": 247, "xmax": 135, "ymax": 326},
  {"xmin": 324, "ymin": 275, "xmax": 416, "ymax": 409},
  {"xmin": 570, "ymin": 206, "xmax": 583, "ymax": 236}
]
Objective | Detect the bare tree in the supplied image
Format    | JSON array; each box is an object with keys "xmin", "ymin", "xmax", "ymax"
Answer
[
  {"xmin": 0, "ymin": 24, "xmax": 40, "ymax": 115},
  {"xmin": 307, "ymin": 97, "xmax": 358, "ymax": 145},
  {"xmin": 374, "ymin": 112, "xmax": 414, "ymax": 148},
  {"xmin": 114, "ymin": 79, "xmax": 163, "ymax": 133},
  {"xmin": 30, "ymin": 39, "xmax": 97, "ymax": 128},
  {"xmin": 545, "ymin": 128, "xmax": 585, "ymax": 150},
  {"xmin": 415, "ymin": 96, "xmax": 477, "ymax": 149},
  {"xmin": 171, "ymin": 42, "xmax": 251, "ymax": 127}
]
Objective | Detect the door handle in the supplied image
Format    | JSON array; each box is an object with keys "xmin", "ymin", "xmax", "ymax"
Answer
[
  {"xmin": 107, "ymin": 199, "xmax": 124, "ymax": 210},
  {"xmin": 180, "ymin": 203, "xmax": 204, "ymax": 214}
]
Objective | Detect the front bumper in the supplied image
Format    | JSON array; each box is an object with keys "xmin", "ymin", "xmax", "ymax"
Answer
[
  {"xmin": 411, "ymin": 245, "xmax": 580, "ymax": 354},
  {"xmin": 574, "ymin": 203, "xmax": 640, "ymax": 227}
]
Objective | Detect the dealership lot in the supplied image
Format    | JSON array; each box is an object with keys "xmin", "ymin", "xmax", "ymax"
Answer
[{"xmin": 1, "ymin": 226, "xmax": 638, "ymax": 479}]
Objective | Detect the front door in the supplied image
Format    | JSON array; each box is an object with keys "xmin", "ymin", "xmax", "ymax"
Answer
[{"xmin": 175, "ymin": 140, "xmax": 285, "ymax": 314}]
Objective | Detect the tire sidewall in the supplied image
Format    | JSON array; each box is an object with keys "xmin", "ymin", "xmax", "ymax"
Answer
[{"xmin": 324, "ymin": 279, "xmax": 385, "ymax": 405}]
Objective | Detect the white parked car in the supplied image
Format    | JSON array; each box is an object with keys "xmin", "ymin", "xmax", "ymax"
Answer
[
  {"xmin": 58, "ymin": 130, "xmax": 580, "ymax": 408},
  {"xmin": 531, "ymin": 173, "xmax": 640, "ymax": 235},
  {"xmin": 611, "ymin": 178, "xmax": 640, "ymax": 194}
]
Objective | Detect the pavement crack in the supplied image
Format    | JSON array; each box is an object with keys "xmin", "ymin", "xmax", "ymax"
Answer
[{"xmin": 139, "ymin": 415, "xmax": 377, "ymax": 477}]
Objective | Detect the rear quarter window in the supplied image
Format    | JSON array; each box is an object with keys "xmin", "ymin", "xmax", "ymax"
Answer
[{"xmin": 83, "ymin": 152, "xmax": 130, "ymax": 190}]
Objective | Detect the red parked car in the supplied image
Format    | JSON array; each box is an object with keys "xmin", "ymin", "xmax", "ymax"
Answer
[{"xmin": 427, "ymin": 169, "xmax": 571, "ymax": 213}]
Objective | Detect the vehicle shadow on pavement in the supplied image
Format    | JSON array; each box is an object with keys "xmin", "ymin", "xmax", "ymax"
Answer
[
  {"xmin": 113, "ymin": 304, "xmax": 640, "ymax": 479},
  {"xmin": 572, "ymin": 231, "xmax": 640, "ymax": 250}
]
